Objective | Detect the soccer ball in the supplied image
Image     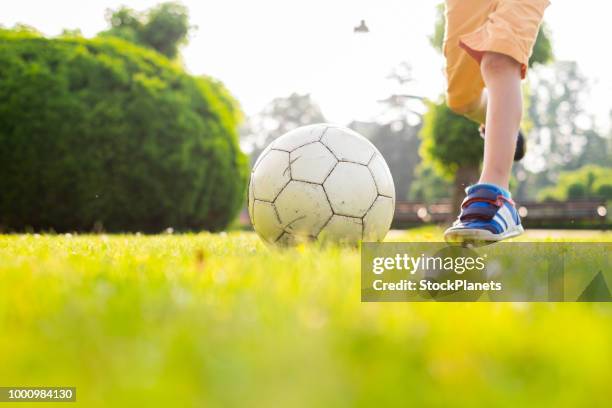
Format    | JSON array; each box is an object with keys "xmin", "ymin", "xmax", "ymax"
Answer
[{"xmin": 248, "ymin": 124, "xmax": 395, "ymax": 245}]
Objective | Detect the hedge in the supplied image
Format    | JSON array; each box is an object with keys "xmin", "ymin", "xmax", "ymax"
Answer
[{"xmin": 0, "ymin": 30, "xmax": 248, "ymax": 232}]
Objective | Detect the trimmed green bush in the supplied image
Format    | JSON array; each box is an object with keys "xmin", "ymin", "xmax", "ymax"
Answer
[
  {"xmin": 538, "ymin": 165, "xmax": 612, "ymax": 202},
  {"xmin": 0, "ymin": 30, "xmax": 248, "ymax": 232}
]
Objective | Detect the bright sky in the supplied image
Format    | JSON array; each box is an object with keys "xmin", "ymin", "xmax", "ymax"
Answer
[{"xmin": 4, "ymin": 0, "xmax": 612, "ymax": 130}]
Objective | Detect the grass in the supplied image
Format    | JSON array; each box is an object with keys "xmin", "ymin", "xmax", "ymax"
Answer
[{"xmin": 0, "ymin": 227, "xmax": 611, "ymax": 407}]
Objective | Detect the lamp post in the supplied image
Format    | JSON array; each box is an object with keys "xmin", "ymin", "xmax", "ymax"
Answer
[{"xmin": 354, "ymin": 19, "xmax": 369, "ymax": 33}]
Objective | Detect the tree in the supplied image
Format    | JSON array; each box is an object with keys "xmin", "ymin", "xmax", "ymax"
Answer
[
  {"xmin": 241, "ymin": 93, "xmax": 326, "ymax": 165},
  {"xmin": 421, "ymin": 3, "xmax": 554, "ymax": 214},
  {"xmin": 409, "ymin": 162, "xmax": 453, "ymax": 203},
  {"xmin": 377, "ymin": 61, "xmax": 424, "ymax": 126},
  {"xmin": 0, "ymin": 30, "xmax": 248, "ymax": 232},
  {"xmin": 355, "ymin": 61, "xmax": 424, "ymax": 200},
  {"xmin": 420, "ymin": 101, "xmax": 482, "ymax": 210},
  {"xmin": 100, "ymin": 2, "xmax": 191, "ymax": 59},
  {"xmin": 350, "ymin": 120, "xmax": 421, "ymax": 200},
  {"xmin": 527, "ymin": 61, "xmax": 610, "ymax": 174},
  {"xmin": 538, "ymin": 165, "xmax": 612, "ymax": 201},
  {"xmin": 511, "ymin": 60, "xmax": 612, "ymax": 201}
]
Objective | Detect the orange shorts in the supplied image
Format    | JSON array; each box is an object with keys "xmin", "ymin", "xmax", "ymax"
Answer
[{"xmin": 444, "ymin": 0, "xmax": 550, "ymax": 112}]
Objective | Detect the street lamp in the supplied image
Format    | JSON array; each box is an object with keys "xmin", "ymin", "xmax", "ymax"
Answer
[{"xmin": 353, "ymin": 19, "xmax": 369, "ymax": 33}]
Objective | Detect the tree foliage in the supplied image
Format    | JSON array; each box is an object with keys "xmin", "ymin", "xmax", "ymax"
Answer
[
  {"xmin": 351, "ymin": 121, "xmax": 421, "ymax": 201},
  {"xmin": 100, "ymin": 2, "xmax": 191, "ymax": 59},
  {"xmin": 429, "ymin": 3, "xmax": 445, "ymax": 54},
  {"xmin": 409, "ymin": 162, "xmax": 453, "ymax": 203},
  {"xmin": 420, "ymin": 101, "xmax": 482, "ymax": 178},
  {"xmin": 359, "ymin": 61, "xmax": 425, "ymax": 200},
  {"xmin": 241, "ymin": 93, "xmax": 326, "ymax": 165},
  {"xmin": 0, "ymin": 30, "xmax": 248, "ymax": 232},
  {"xmin": 538, "ymin": 165, "xmax": 612, "ymax": 201},
  {"xmin": 529, "ymin": 24, "xmax": 554, "ymax": 67},
  {"xmin": 526, "ymin": 61, "xmax": 610, "ymax": 174}
]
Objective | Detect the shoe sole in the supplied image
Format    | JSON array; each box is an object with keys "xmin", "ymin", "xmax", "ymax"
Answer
[{"xmin": 444, "ymin": 225, "xmax": 524, "ymax": 247}]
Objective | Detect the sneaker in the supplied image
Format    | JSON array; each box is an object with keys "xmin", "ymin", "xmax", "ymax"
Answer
[
  {"xmin": 444, "ymin": 184, "xmax": 524, "ymax": 244},
  {"xmin": 479, "ymin": 125, "xmax": 526, "ymax": 162}
]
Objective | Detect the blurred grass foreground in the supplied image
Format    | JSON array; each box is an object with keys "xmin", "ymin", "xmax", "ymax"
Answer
[{"xmin": 1, "ymin": 228, "xmax": 611, "ymax": 407}]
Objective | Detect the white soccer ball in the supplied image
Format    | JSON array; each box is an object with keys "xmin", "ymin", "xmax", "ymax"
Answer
[{"xmin": 248, "ymin": 124, "xmax": 395, "ymax": 245}]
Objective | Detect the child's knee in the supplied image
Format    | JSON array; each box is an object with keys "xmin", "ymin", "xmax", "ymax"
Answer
[{"xmin": 480, "ymin": 52, "xmax": 521, "ymax": 77}]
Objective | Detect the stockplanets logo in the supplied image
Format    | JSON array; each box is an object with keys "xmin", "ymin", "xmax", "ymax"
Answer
[{"xmin": 372, "ymin": 279, "xmax": 502, "ymax": 292}]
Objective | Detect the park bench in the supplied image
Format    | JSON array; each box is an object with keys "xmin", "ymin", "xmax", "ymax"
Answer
[{"xmin": 392, "ymin": 199, "xmax": 609, "ymax": 229}]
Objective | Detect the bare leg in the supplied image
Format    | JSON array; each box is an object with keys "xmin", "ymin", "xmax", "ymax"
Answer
[
  {"xmin": 444, "ymin": 52, "xmax": 524, "ymax": 242},
  {"xmin": 477, "ymin": 52, "xmax": 522, "ymax": 189}
]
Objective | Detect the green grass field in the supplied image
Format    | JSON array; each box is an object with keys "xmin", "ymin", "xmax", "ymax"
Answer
[{"xmin": 1, "ymin": 228, "xmax": 611, "ymax": 407}]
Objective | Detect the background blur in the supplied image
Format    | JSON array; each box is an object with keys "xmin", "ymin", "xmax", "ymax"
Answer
[
  {"xmin": 1, "ymin": 4, "xmax": 611, "ymax": 407},
  {"xmin": 1, "ymin": 0, "xmax": 610, "ymax": 232},
  {"xmin": 6, "ymin": 0, "xmax": 612, "ymax": 125}
]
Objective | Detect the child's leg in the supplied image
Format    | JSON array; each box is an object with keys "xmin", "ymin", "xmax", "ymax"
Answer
[
  {"xmin": 444, "ymin": 1, "xmax": 525, "ymax": 164},
  {"xmin": 443, "ymin": 0, "xmax": 549, "ymax": 243},
  {"xmin": 478, "ymin": 52, "xmax": 522, "ymax": 189},
  {"xmin": 444, "ymin": 54, "xmax": 525, "ymax": 244}
]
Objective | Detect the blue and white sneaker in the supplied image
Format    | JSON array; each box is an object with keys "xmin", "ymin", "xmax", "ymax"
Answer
[{"xmin": 444, "ymin": 184, "xmax": 524, "ymax": 244}]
